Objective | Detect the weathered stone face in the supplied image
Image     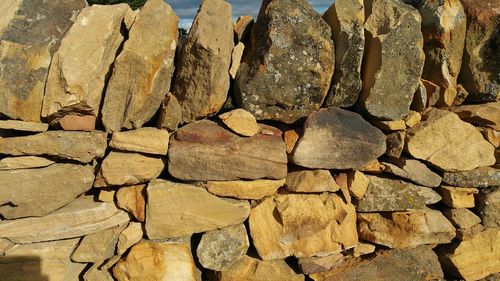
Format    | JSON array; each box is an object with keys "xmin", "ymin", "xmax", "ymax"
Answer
[
  {"xmin": 234, "ymin": 0, "xmax": 335, "ymax": 123},
  {"xmin": 442, "ymin": 167, "xmax": 500, "ymax": 188},
  {"xmin": 381, "ymin": 157, "xmax": 442, "ymax": 187},
  {"xmin": 475, "ymin": 187, "xmax": 500, "ymax": 229}
]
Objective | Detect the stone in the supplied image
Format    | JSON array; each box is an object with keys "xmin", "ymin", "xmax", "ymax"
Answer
[
  {"xmin": 452, "ymin": 102, "xmax": 500, "ymax": 130},
  {"xmin": 0, "ymin": 120, "xmax": 48, "ymax": 132},
  {"xmin": 456, "ymin": 223, "xmax": 485, "ymax": 241},
  {"xmin": 234, "ymin": 0, "xmax": 335, "ymax": 124},
  {"xmin": 298, "ymin": 253, "xmax": 344, "ymax": 274},
  {"xmin": 385, "ymin": 131, "xmax": 405, "ymax": 158},
  {"xmin": 359, "ymin": 0, "xmax": 424, "ymax": 120},
  {"xmin": 291, "ymin": 108, "xmax": 386, "ymax": 169},
  {"xmin": 0, "ymin": 163, "xmax": 94, "ymax": 219},
  {"xmin": 197, "ymin": 224, "xmax": 249, "ymax": 271},
  {"xmin": 102, "ymin": 0, "xmax": 178, "ymax": 132},
  {"xmin": 359, "ymin": 159, "xmax": 385, "ymax": 173},
  {"xmin": 234, "ymin": 15, "xmax": 253, "ymax": 42},
  {"xmin": 168, "ymin": 120, "xmax": 287, "ymax": 181},
  {"xmin": 476, "ymin": 188, "xmax": 500, "ymax": 229},
  {"xmin": 146, "ymin": 179, "xmax": 250, "ymax": 239},
  {"xmin": 229, "ymin": 42, "xmax": 244, "ymax": 79},
  {"xmin": 98, "ymin": 188, "xmax": 116, "ymax": 203},
  {"xmin": 0, "ymin": 156, "xmax": 54, "ymax": 170},
  {"xmin": 411, "ymin": 79, "xmax": 428, "ymax": 112},
  {"xmin": 110, "ymin": 127, "xmax": 169, "ymax": 155},
  {"xmin": 0, "ymin": 131, "xmax": 107, "ymax": 163},
  {"xmin": 356, "ymin": 175, "xmax": 441, "ymax": 212},
  {"xmin": 83, "ymin": 264, "xmax": 114, "ymax": 281},
  {"xmin": 72, "ymin": 223, "xmax": 127, "ymax": 263},
  {"xmin": 0, "ymin": 0, "xmax": 86, "ymax": 122},
  {"xmin": 172, "ymin": 0, "xmax": 233, "ymax": 123},
  {"xmin": 94, "ymin": 151, "xmax": 164, "ymax": 187},
  {"xmin": 353, "ymin": 243, "xmax": 376, "ymax": 257},
  {"xmin": 205, "ymin": 179, "xmax": 285, "ymax": 200},
  {"xmin": 460, "ymin": 0, "xmax": 500, "ymax": 102},
  {"xmin": 116, "ymin": 184, "xmax": 146, "ymax": 222},
  {"xmin": 372, "ymin": 119, "xmax": 406, "ymax": 131},
  {"xmin": 0, "ymin": 238, "xmax": 13, "ymax": 256},
  {"xmin": 284, "ymin": 129, "xmax": 300, "ymax": 154},
  {"xmin": 442, "ymin": 208, "xmax": 482, "ymax": 229},
  {"xmin": 117, "ymin": 222, "xmax": 143, "ymax": 255},
  {"xmin": 219, "ymin": 109, "xmax": 260, "ymax": 137},
  {"xmin": 479, "ymin": 128, "xmax": 500, "ymax": 147},
  {"xmin": 404, "ymin": 110, "xmax": 421, "ymax": 128},
  {"xmin": 0, "ymin": 196, "xmax": 129, "ymax": 243},
  {"xmin": 58, "ymin": 114, "xmax": 96, "ymax": 131},
  {"xmin": 157, "ymin": 93, "xmax": 181, "ymax": 131},
  {"xmin": 322, "ymin": 0, "xmax": 364, "ymax": 107},
  {"xmin": 406, "ymin": 109, "xmax": 495, "ymax": 171},
  {"xmin": 286, "ymin": 169, "xmax": 340, "ymax": 193},
  {"xmin": 439, "ymin": 186, "xmax": 479, "ymax": 208},
  {"xmin": 454, "ymin": 84, "xmax": 469, "ymax": 105},
  {"xmin": 443, "ymin": 167, "xmax": 500, "ymax": 188},
  {"xmin": 381, "ymin": 157, "xmax": 442, "ymax": 187},
  {"xmin": 310, "ymin": 246, "xmax": 444, "ymax": 281},
  {"xmin": 423, "ymin": 78, "xmax": 441, "ymax": 107},
  {"xmin": 438, "ymin": 228, "xmax": 500, "ymax": 280},
  {"xmin": 0, "ymin": 238, "xmax": 85, "ymax": 281},
  {"xmin": 335, "ymin": 172, "xmax": 352, "ymax": 203},
  {"xmin": 347, "ymin": 170, "xmax": 369, "ymax": 199},
  {"xmin": 357, "ymin": 209, "xmax": 456, "ymax": 248},
  {"xmin": 113, "ymin": 240, "xmax": 197, "ymax": 281},
  {"xmin": 41, "ymin": 4, "xmax": 132, "ymax": 124},
  {"xmin": 249, "ymin": 193, "xmax": 358, "ymax": 260}
]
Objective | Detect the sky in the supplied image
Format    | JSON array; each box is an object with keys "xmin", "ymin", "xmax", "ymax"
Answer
[{"xmin": 165, "ymin": 0, "xmax": 333, "ymax": 28}]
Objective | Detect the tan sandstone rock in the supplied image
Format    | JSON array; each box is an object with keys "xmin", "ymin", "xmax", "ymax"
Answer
[
  {"xmin": 286, "ymin": 169, "xmax": 340, "ymax": 193},
  {"xmin": 347, "ymin": 170, "xmax": 370, "ymax": 199},
  {"xmin": 219, "ymin": 108, "xmax": 259, "ymax": 137},
  {"xmin": 439, "ymin": 186, "xmax": 479, "ymax": 208},
  {"xmin": 298, "ymin": 253, "xmax": 345, "ymax": 274},
  {"xmin": 0, "ymin": 156, "xmax": 54, "ymax": 170},
  {"xmin": 157, "ymin": 92, "xmax": 182, "ymax": 131},
  {"xmin": 116, "ymin": 184, "xmax": 146, "ymax": 222},
  {"xmin": 381, "ymin": 157, "xmax": 442, "ymax": 187},
  {"xmin": 205, "ymin": 179, "xmax": 284, "ymax": 200},
  {"xmin": 110, "ymin": 127, "xmax": 169, "ymax": 155},
  {"xmin": 117, "ymin": 222, "xmax": 143, "ymax": 255},
  {"xmin": 452, "ymin": 102, "xmax": 500, "ymax": 130},
  {"xmin": 442, "ymin": 208, "xmax": 482, "ymax": 229},
  {"xmin": 72, "ymin": 223, "xmax": 127, "ymax": 264},
  {"xmin": 229, "ymin": 42, "xmax": 245, "ymax": 79},
  {"xmin": 0, "ymin": 120, "xmax": 48, "ymax": 132}
]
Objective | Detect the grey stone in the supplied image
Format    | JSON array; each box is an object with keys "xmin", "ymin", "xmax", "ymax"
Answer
[{"xmin": 443, "ymin": 167, "xmax": 500, "ymax": 188}]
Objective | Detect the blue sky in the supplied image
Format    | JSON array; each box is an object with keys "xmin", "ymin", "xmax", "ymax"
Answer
[{"xmin": 165, "ymin": 0, "xmax": 333, "ymax": 28}]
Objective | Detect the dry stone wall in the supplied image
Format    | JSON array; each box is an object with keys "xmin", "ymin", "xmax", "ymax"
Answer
[{"xmin": 0, "ymin": 0, "xmax": 499, "ymax": 280}]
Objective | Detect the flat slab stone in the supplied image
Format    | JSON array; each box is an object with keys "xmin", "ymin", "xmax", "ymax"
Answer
[
  {"xmin": 109, "ymin": 127, "xmax": 169, "ymax": 155},
  {"xmin": 0, "ymin": 120, "xmax": 48, "ymax": 132},
  {"xmin": 443, "ymin": 166, "xmax": 500, "ymax": 188},
  {"xmin": 381, "ymin": 157, "xmax": 442, "ymax": 187},
  {"xmin": 0, "ymin": 156, "xmax": 54, "ymax": 170}
]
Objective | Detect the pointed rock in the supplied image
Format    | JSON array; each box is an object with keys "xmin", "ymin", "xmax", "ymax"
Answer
[
  {"xmin": 157, "ymin": 93, "xmax": 182, "ymax": 131},
  {"xmin": 385, "ymin": 131, "xmax": 406, "ymax": 158},
  {"xmin": 0, "ymin": 156, "xmax": 54, "ymax": 170},
  {"xmin": 381, "ymin": 157, "xmax": 442, "ymax": 187},
  {"xmin": 83, "ymin": 264, "xmax": 115, "ymax": 281},
  {"xmin": 110, "ymin": 127, "xmax": 169, "ymax": 155},
  {"xmin": 116, "ymin": 184, "xmax": 146, "ymax": 222},
  {"xmin": 117, "ymin": 222, "xmax": 143, "ymax": 255},
  {"xmin": 72, "ymin": 223, "xmax": 127, "ymax": 263},
  {"xmin": 229, "ymin": 42, "xmax": 245, "ymax": 79},
  {"xmin": 233, "ymin": 15, "xmax": 253, "ymax": 43},
  {"xmin": 205, "ymin": 179, "xmax": 284, "ymax": 200},
  {"xmin": 286, "ymin": 169, "xmax": 340, "ymax": 193},
  {"xmin": 443, "ymin": 167, "xmax": 500, "ymax": 188}
]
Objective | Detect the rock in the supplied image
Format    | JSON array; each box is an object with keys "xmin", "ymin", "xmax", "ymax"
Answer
[
  {"xmin": 145, "ymin": 179, "xmax": 250, "ymax": 239},
  {"xmin": 381, "ymin": 157, "xmax": 442, "ymax": 187},
  {"xmin": 356, "ymin": 175, "xmax": 441, "ymax": 212},
  {"xmin": 310, "ymin": 246, "xmax": 444, "ymax": 281},
  {"xmin": 83, "ymin": 264, "xmax": 114, "ymax": 281},
  {"xmin": 98, "ymin": 188, "xmax": 116, "ymax": 203},
  {"xmin": 116, "ymin": 184, "xmax": 146, "ymax": 222},
  {"xmin": 322, "ymin": 0, "xmax": 364, "ymax": 107},
  {"xmin": 0, "ymin": 238, "xmax": 13, "ymax": 256},
  {"xmin": 357, "ymin": 209, "xmax": 455, "ymax": 248},
  {"xmin": 249, "ymin": 193, "xmax": 358, "ymax": 260},
  {"xmin": 476, "ymin": 188, "xmax": 500, "ymax": 229},
  {"xmin": 359, "ymin": 0, "xmax": 424, "ymax": 120},
  {"xmin": 298, "ymin": 253, "xmax": 344, "ymax": 274},
  {"xmin": 335, "ymin": 172, "xmax": 352, "ymax": 203},
  {"xmin": 168, "ymin": 120, "xmax": 287, "ymax": 181},
  {"xmin": 0, "ymin": 196, "xmax": 129, "ymax": 243},
  {"xmin": 438, "ymin": 228, "xmax": 500, "ymax": 280},
  {"xmin": 347, "ymin": 170, "xmax": 370, "ymax": 199},
  {"xmin": 410, "ymin": 79, "xmax": 428, "ymax": 112},
  {"xmin": 418, "ymin": 0, "xmax": 466, "ymax": 107},
  {"xmin": 229, "ymin": 42, "xmax": 244, "ymax": 79},
  {"xmin": 443, "ymin": 167, "xmax": 500, "ymax": 188},
  {"xmin": 102, "ymin": 0, "xmax": 178, "ymax": 132},
  {"xmin": 0, "ymin": 131, "xmax": 107, "ymax": 163},
  {"xmin": 234, "ymin": 0, "xmax": 335, "ymax": 123},
  {"xmin": 456, "ymin": 223, "xmax": 485, "ymax": 241},
  {"xmin": 372, "ymin": 119, "xmax": 406, "ymax": 132},
  {"xmin": 0, "ymin": 163, "xmax": 94, "ymax": 219},
  {"xmin": 353, "ymin": 243, "xmax": 376, "ymax": 257},
  {"xmin": 117, "ymin": 222, "xmax": 143, "ymax": 255},
  {"xmin": 94, "ymin": 151, "xmax": 164, "ymax": 187},
  {"xmin": 72, "ymin": 223, "xmax": 127, "ymax": 263},
  {"xmin": 454, "ymin": 84, "xmax": 470, "ymax": 105},
  {"xmin": 219, "ymin": 109, "xmax": 259, "ymax": 137},
  {"xmin": 359, "ymin": 159, "xmax": 385, "ymax": 173},
  {"xmin": 157, "ymin": 93, "xmax": 181, "ymax": 131},
  {"xmin": 0, "ymin": 120, "xmax": 48, "ymax": 132},
  {"xmin": 452, "ymin": 102, "xmax": 500, "ymax": 130},
  {"xmin": 0, "ymin": 156, "xmax": 54, "ymax": 170},
  {"xmin": 42, "ymin": 4, "xmax": 132, "ymax": 124},
  {"xmin": 460, "ymin": 0, "xmax": 500, "ymax": 102},
  {"xmin": 172, "ymin": 0, "xmax": 233, "ymax": 123},
  {"xmin": 284, "ymin": 129, "xmax": 300, "ymax": 154},
  {"xmin": 110, "ymin": 127, "xmax": 169, "ymax": 155},
  {"xmin": 58, "ymin": 114, "xmax": 97, "ymax": 131},
  {"xmin": 291, "ymin": 108, "xmax": 386, "ymax": 169},
  {"xmin": 479, "ymin": 128, "xmax": 500, "ymax": 148},
  {"xmin": 286, "ymin": 169, "xmax": 339, "ymax": 193},
  {"xmin": 113, "ymin": 240, "xmax": 197, "ymax": 281},
  {"xmin": 209, "ymin": 256, "xmax": 304, "ymax": 281},
  {"xmin": 405, "ymin": 109, "xmax": 495, "ymax": 171},
  {"xmin": 385, "ymin": 131, "xmax": 405, "ymax": 158},
  {"xmin": 404, "ymin": 111, "xmax": 421, "ymax": 128},
  {"xmin": 439, "ymin": 186, "xmax": 479, "ymax": 208},
  {"xmin": 0, "ymin": 0, "xmax": 86, "ymax": 122},
  {"xmin": 442, "ymin": 208, "xmax": 482, "ymax": 229},
  {"xmin": 423, "ymin": 78, "xmax": 441, "ymax": 107},
  {"xmin": 205, "ymin": 179, "xmax": 284, "ymax": 200},
  {"xmin": 0, "ymin": 238, "xmax": 85, "ymax": 281},
  {"xmin": 197, "ymin": 224, "xmax": 249, "ymax": 271},
  {"xmin": 233, "ymin": 15, "xmax": 253, "ymax": 42}
]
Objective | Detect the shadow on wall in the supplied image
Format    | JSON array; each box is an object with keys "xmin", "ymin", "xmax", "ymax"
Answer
[{"xmin": 0, "ymin": 256, "xmax": 49, "ymax": 281}]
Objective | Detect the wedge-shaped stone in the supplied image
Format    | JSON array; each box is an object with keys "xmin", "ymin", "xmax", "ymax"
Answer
[
  {"xmin": 83, "ymin": 264, "xmax": 115, "ymax": 281},
  {"xmin": 286, "ymin": 169, "xmax": 340, "ymax": 193},
  {"xmin": 94, "ymin": 151, "xmax": 164, "ymax": 187},
  {"xmin": 358, "ymin": 209, "xmax": 456, "ymax": 248},
  {"xmin": 443, "ymin": 167, "xmax": 500, "ymax": 188},
  {"xmin": 0, "ymin": 163, "xmax": 94, "ymax": 219},
  {"xmin": 385, "ymin": 131, "xmax": 405, "ymax": 158},
  {"xmin": 439, "ymin": 186, "xmax": 478, "ymax": 208},
  {"xmin": 117, "ymin": 222, "xmax": 143, "ymax": 255},
  {"xmin": 292, "ymin": 108, "xmax": 386, "ymax": 169},
  {"xmin": 113, "ymin": 240, "xmax": 197, "ymax": 281},
  {"xmin": 348, "ymin": 170, "xmax": 370, "ymax": 199},
  {"xmin": 146, "ymin": 179, "xmax": 250, "ymax": 239},
  {"xmin": 219, "ymin": 108, "xmax": 259, "ymax": 137},
  {"xmin": 0, "ymin": 131, "xmax": 107, "ymax": 163},
  {"xmin": 168, "ymin": 120, "xmax": 287, "ymax": 181},
  {"xmin": 442, "ymin": 208, "xmax": 481, "ymax": 229},
  {"xmin": 381, "ymin": 157, "xmax": 442, "ymax": 187},
  {"xmin": 249, "ymin": 193, "xmax": 357, "ymax": 260},
  {"xmin": 0, "ymin": 0, "xmax": 86, "ymax": 122},
  {"xmin": 452, "ymin": 102, "xmax": 500, "ymax": 130},
  {"xmin": 116, "ymin": 184, "xmax": 146, "ymax": 222},
  {"xmin": 102, "ymin": 0, "xmax": 178, "ymax": 132},
  {"xmin": 0, "ymin": 120, "xmax": 48, "ymax": 132},
  {"xmin": 356, "ymin": 175, "xmax": 441, "ymax": 212},
  {"xmin": 234, "ymin": 0, "xmax": 334, "ymax": 123},
  {"xmin": 0, "ymin": 196, "xmax": 129, "ymax": 243},
  {"xmin": 110, "ymin": 127, "xmax": 169, "ymax": 155},
  {"xmin": 476, "ymin": 188, "xmax": 500, "ymax": 229},
  {"xmin": 359, "ymin": 0, "xmax": 424, "ymax": 120},
  {"xmin": 72, "ymin": 223, "xmax": 127, "ymax": 263},
  {"xmin": 233, "ymin": 15, "xmax": 253, "ymax": 43},
  {"xmin": 298, "ymin": 253, "xmax": 345, "ymax": 274},
  {"xmin": 157, "ymin": 92, "xmax": 181, "ymax": 131},
  {"xmin": 172, "ymin": 0, "xmax": 233, "ymax": 123},
  {"xmin": 0, "ymin": 156, "xmax": 54, "ymax": 170},
  {"xmin": 205, "ymin": 179, "xmax": 284, "ymax": 200},
  {"xmin": 406, "ymin": 109, "xmax": 495, "ymax": 171}
]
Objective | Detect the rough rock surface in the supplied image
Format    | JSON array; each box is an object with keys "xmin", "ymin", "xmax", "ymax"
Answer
[
  {"xmin": 452, "ymin": 102, "xmax": 500, "ymax": 130},
  {"xmin": 117, "ymin": 222, "xmax": 143, "ymax": 255},
  {"xmin": 109, "ymin": 127, "xmax": 169, "ymax": 155},
  {"xmin": 439, "ymin": 186, "xmax": 478, "ymax": 208},
  {"xmin": 292, "ymin": 108, "xmax": 386, "ymax": 169},
  {"xmin": 205, "ymin": 179, "xmax": 285, "ymax": 200},
  {"xmin": 157, "ymin": 92, "xmax": 182, "ymax": 131},
  {"xmin": 385, "ymin": 131, "xmax": 405, "ymax": 158},
  {"xmin": 286, "ymin": 169, "xmax": 340, "ymax": 193},
  {"xmin": 0, "ymin": 156, "xmax": 54, "ymax": 171},
  {"xmin": 234, "ymin": 0, "xmax": 335, "ymax": 123},
  {"xmin": 72, "ymin": 224, "xmax": 127, "ymax": 263},
  {"xmin": 229, "ymin": 42, "xmax": 245, "ymax": 79},
  {"xmin": 116, "ymin": 184, "xmax": 146, "ymax": 222},
  {"xmin": 347, "ymin": 170, "xmax": 370, "ymax": 199},
  {"xmin": 476, "ymin": 188, "xmax": 500, "ymax": 229},
  {"xmin": 298, "ymin": 253, "xmax": 345, "ymax": 274},
  {"xmin": 219, "ymin": 108, "xmax": 259, "ymax": 137},
  {"xmin": 0, "ymin": 120, "xmax": 48, "ymax": 132},
  {"xmin": 443, "ymin": 167, "xmax": 500, "ymax": 188},
  {"xmin": 442, "ymin": 208, "xmax": 481, "ymax": 229},
  {"xmin": 381, "ymin": 157, "xmax": 442, "ymax": 187}
]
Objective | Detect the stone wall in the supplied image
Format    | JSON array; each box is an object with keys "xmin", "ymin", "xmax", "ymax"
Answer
[{"xmin": 0, "ymin": 0, "xmax": 499, "ymax": 280}]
